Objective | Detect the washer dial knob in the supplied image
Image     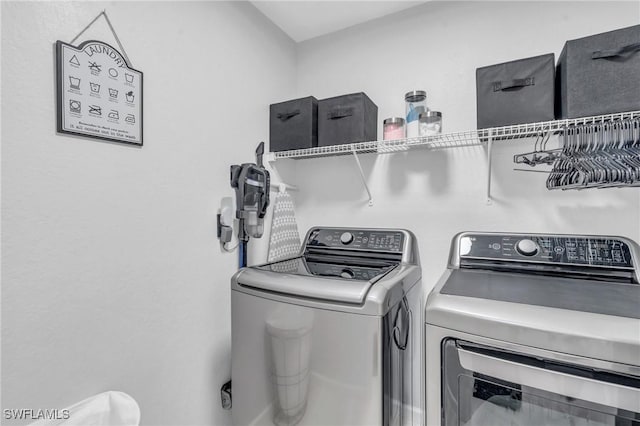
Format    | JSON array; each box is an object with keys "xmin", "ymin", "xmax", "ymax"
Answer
[
  {"xmin": 340, "ymin": 232, "xmax": 354, "ymax": 245},
  {"xmin": 340, "ymin": 269, "xmax": 355, "ymax": 279},
  {"xmin": 516, "ymin": 239, "xmax": 539, "ymax": 256}
]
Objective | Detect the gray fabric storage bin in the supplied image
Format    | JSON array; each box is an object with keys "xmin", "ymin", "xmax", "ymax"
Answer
[
  {"xmin": 476, "ymin": 54, "xmax": 555, "ymax": 129},
  {"xmin": 318, "ymin": 92, "xmax": 377, "ymax": 146},
  {"xmin": 269, "ymin": 96, "xmax": 318, "ymax": 152},
  {"xmin": 557, "ymin": 25, "xmax": 640, "ymax": 119}
]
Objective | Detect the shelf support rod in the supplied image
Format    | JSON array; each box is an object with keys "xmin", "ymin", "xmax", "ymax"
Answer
[
  {"xmin": 351, "ymin": 149, "xmax": 373, "ymax": 206},
  {"xmin": 486, "ymin": 129, "xmax": 493, "ymax": 205}
]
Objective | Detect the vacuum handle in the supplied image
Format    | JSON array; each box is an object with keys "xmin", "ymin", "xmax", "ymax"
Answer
[
  {"xmin": 255, "ymin": 141, "xmax": 265, "ymax": 167},
  {"xmin": 259, "ymin": 168, "xmax": 270, "ymax": 219}
]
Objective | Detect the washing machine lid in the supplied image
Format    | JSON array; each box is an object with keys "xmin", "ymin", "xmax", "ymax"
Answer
[
  {"xmin": 426, "ymin": 232, "xmax": 640, "ymax": 366},
  {"xmin": 233, "ymin": 227, "xmax": 421, "ymax": 307},
  {"xmin": 234, "ymin": 262, "xmax": 394, "ymax": 305},
  {"xmin": 253, "ymin": 255, "xmax": 397, "ymax": 282},
  {"xmin": 244, "ymin": 256, "xmax": 396, "ymax": 303},
  {"xmin": 441, "ymin": 269, "xmax": 640, "ymax": 319},
  {"xmin": 426, "ymin": 281, "xmax": 640, "ymax": 366}
]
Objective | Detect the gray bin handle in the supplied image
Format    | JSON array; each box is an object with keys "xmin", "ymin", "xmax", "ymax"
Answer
[
  {"xmin": 492, "ymin": 77, "xmax": 534, "ymax": 92},
  {"xmin": 328, "ymin": 107, "xmax": 354, "ymax": 119},
  {"xmin": 277, "ymin": 109, "xmax": 301, "ymax": 121},
  {"xmin": 592, "ymin": 43, "xmax": 640, "ymax": 59}
]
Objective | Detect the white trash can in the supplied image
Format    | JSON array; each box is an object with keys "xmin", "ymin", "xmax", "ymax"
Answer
[{"xmin": 28, "ymin": 391, "xmax": 140, "ymax": 426}]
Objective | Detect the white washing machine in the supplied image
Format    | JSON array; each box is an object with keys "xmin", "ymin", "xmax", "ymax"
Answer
[
  {"xmin": 231, "ymin": 227, "xmax": 423, "ymax": 426},
  {"xmin": 425, "ymin": 232, "xmax": 640, "ymax": 426}
]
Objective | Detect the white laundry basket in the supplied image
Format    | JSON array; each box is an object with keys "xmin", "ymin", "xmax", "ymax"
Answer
[{"xmin": 29, "ymin": 391, "xmax": 140, "ymax": 426}]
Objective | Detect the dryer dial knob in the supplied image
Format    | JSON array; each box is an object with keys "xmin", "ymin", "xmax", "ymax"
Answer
[
  {"xmin": 516, "ymin": 239, "xmax": 539, "ymax": 256},
  {"xmin": 340, "ymin": 232, "xmax": 354, "ymax": 245}
]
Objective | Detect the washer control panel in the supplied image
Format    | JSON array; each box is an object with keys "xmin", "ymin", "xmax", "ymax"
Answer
[
  {"xmin": 460, "ymin": 234, "xmax": 634, "ymax": 268},
  {"xmin": 305, "ymin": 262, "xmax": 391, "ymax": 281},
  {"xmin": 307, "ymin": 229, "xmax": 404, "ymax": 252}
]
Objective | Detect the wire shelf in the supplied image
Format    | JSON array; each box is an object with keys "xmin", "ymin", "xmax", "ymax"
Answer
[{"xmin": 272, "ymin": 110, "xmax": 640, "ymax": 160}]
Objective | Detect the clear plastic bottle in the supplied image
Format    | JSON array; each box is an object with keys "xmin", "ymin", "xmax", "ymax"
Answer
[{"xmin": 405, "ymin": 90, "xmax": 428, "ymax": 138}]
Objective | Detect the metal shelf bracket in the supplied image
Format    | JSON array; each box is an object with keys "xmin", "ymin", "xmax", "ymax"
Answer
[
  {"xmin": 486, "ymin": 129, "xmax": 493, "ymax": 205},
  {"xmin": 351, "ymin": 149, "xmax": 374, "ymax": 206}
]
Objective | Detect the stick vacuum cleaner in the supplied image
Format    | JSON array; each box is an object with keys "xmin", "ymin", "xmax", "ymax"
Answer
[{"xmin": 230, "ymin": 142, "xmax": 270, "ymax": 268}]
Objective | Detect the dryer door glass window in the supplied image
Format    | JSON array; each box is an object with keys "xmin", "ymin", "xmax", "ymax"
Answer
[{"xmin": 442, "ymin": 339, "xmax": 640, "ymax": 426}]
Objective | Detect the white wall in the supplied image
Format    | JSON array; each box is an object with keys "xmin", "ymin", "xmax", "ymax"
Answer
[
  {"xmin": 3, "ymin": 2, "xmax": 640, "ymax": 425},
  {"xmin": 280, "ymin": 1, "xmax": 640, "ymax": 293},
  {"xmin": 1, "ymin": 2, "xmax": 295, "ymax": 425}
]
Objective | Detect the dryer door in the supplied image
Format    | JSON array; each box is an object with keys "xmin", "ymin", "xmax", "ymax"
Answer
[{"xmin": 442, "ymin": 339, "xmax": 640, "ymax": 426}]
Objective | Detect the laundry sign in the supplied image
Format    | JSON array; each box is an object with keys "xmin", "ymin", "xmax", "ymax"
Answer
[{"xmin": 56, "ymin": 40, "xmax": 143, "ymax": 145}]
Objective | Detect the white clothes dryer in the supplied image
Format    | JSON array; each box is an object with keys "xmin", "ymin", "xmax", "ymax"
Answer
[{"xmin": 426, "ymin": 232, "xmax": 640, "ymax": 426}]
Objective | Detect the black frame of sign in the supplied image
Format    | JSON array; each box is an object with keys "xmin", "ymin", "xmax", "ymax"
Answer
[{"xmin": 55, "ymin": 40, "xmax": 144, "ymax": 146}]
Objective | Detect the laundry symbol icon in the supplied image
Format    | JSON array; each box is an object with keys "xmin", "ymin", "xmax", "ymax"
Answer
[
  {"xmin": 88, "ymin": 105, "xmax": 102, "ymax": 116},
  {"xmin": 108, "ymin": 110, "xmax": 119, "ymax": 120},
  {"xmin": 125, "ymin": 91, "xmax": 134, "ymax": 103},
  {"xmin": 69, "ymin": 76, "xmax": 81, "ymax": 90},
  {"xmin": 108, "ymin": 68, "xmax": 118, "ymax": 78},
  {"xmin": 88, "ymin": 62, "xmax": 102, "ymax": 73},
  {"xmin": 69, "ymin": 100, "xmax": 81, "ymax": 113},
  {"xmin": 109, "ymin": 88, "xmax": 118, "ymax": 98},
  {"xmin": 69, "ymin": 55, "xmax": 80, "ymax": 66},
  {"xmin": 90, "ymin": 82, "xmax": 101, "ymax": 93},
  {"xmin": 125, "ymin": 114, "xmax": 135, "ymax": 124},
  {"xmin": 125, "ymin": 73, "xmax": 134, "ymax": 83}
]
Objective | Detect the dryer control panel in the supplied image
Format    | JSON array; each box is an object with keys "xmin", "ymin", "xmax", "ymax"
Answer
[
  {"xmin": 459, "ymin": 234, "xmax": 634, "ymax": 269},
  {"xmin": 307, "ymin": 228, "xmax": 404, "ymax": 252}
]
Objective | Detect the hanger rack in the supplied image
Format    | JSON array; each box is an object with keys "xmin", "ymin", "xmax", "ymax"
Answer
[{"xmin": 547, "ymin": 117, "xmax": 640, "ymax": 190}]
